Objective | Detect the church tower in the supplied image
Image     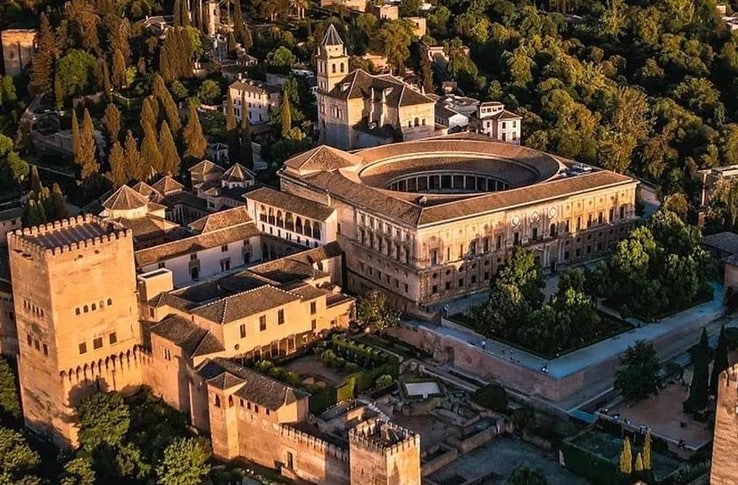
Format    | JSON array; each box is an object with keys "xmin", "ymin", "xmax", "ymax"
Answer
[
  {"xmin": 8, "ymin": 215, "xmax": 143, "ymax": 448},
  {"xmin": 711, "ymin": 363, "xmax": 738, "ymax": 484},
  {"xmin": 316, "ymin": 24, "xmax": 349, "ymax": 94}
]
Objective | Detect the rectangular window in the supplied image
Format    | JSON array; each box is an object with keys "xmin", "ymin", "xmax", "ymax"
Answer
[
  {"xmin": 459, "ymin": 278, "xmax": 464, "ymax": 287},
  {"xmin": 240, "ymin": 324, "xmax": 246, "ymax": 338},
  {"xmin": 190, "ymin": 253, "xmax": 197, "ymax": 261},
  {"xmin": 109, "ymin": 332, "xmax": 117, "ymax": 345},
  {"xmin": 619, "ymin": 206, "xmax": 625, "ymax": 219},
  {"xmin": 158, "ymin": 262, "xmax": 165, "ymax": 269},
  {"xmin": 221, "ymin": 244, "xmax": 228, "ymax": 252},
  {"xmin": 513, "ymin": 232, "xmax": 520, "ymax": 245},
  {"xmin": 93, "ymin": 337, "xmax": 103, "ymax": 349},
  {"xmin": 27, "ymin": 334, "xmax": 31, "ymax": 346},
  {"xmin": 43, "ymin": 344, "xmax": 48, "ymax": 356},
  {"xmin": 432, "ymin": 284, "xmax": 438, "ymax": 294},
  {"xmin": 79, "ymin": 342, "xmax": 87, "ymax": 354},
  {"xmin": 311, "ymin": 319, "xmax": 317, "ymax": 331},
  {"xmin": 259, "ymin": 315, "xmax": 267, "ymax": 331},
  {"xmin": 445, "ymin": 281, "xmax": 451, "ymax": 290},
  {"xmin": 310, "ymin": 302, "xmax": 317, "ymax": 315},
  {"xmin": 164, "ymin": 348, "xmax": 171, "ymax": 360},
  {"xmin": 496, "ymin": 235, "xmax": 502, "ymax": 250},
  {"xmin": 278, "ymin": 309, "xmax": 285, "ymax": 325},
  {"xmin": 430, "ymin": 249, "xmax": 438, "ymax": 265},
  {"xmin": 532, "ymin": 227, "xmax": 538, "ymax": 241}
]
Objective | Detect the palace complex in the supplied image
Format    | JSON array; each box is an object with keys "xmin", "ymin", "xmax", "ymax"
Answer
[{"xmin": 1, "ymin": 129, "xmax": 636, "ymax": 483}]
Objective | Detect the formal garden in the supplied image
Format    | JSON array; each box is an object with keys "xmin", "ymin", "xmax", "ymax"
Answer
[
  {"xmin": 451, "ymin": 209, "xmax": 717, "ymax": 359},
  {"xmin": 251, "ymin": 334, "xmax": 401, "ymax": 414}
]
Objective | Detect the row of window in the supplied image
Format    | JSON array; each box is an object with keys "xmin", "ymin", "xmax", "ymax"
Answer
[
  {"xmin": 213, "ymin": 394, "xmax": 271, "ymax": 416},
  {"xmin": 258, "ymin": 210, "xmax": 323, "ymax": 240},
  {"xmin": 358, "ymin": 213, "xmax": 411, "ymax": 243},
  {"xmin": 78, "ymin": 332, "xmax": 118, "ymax": 354},
  {"xmin": 26, "ymin": 334, "xmax": 48, "ymax": 356},
  {"xmin": 23, "ymin": 300, "xmax": 44, "ymax": 318},
  {"xmin": 75, "ymin": 299, "xmax": 114, "ymax": 316},
  {"xmin": 358, "ymin": 230, "xmax": 411, "ymax": 264}
]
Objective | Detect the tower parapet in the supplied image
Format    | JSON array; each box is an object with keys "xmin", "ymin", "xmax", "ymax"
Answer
[
  {"xmin": 711, "ymin": 363, "xmax": 738, "ymax": 484},
  {"xmin": 348, "ymin": 419, "xmax": 421, "ymax": 485}
]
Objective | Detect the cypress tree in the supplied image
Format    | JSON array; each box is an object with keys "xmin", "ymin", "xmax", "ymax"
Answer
[
  {"xmin": 634, "ymin": 452, "xmax": 644, "ymax": 473},
  {"xmin": 619, "ymin": 437, "xmax": 632, "ymax": 476},
  {"xmin": 30, "ymin": 165, "xmax": 42, "ymax": 194},
  {"xmin": 642, "ymin": 431, "xmax": 652, "ymax": 471},
  {"xmin": 124, "ymin": 131, "xmax": 144, "ymax": 181},
  {"xmin": 242, "ymin": 22, "xmax": 253, "ymax": 53},
  {"xmin": 239, "ymin": 91, "xmax": 252, "ymax": 168},
  {"xmin": 107, "ymin": 140, "xmax": 127, "ymax": 187},
  {"xmin": 420, "ymin": 52, "xmax": 434, "ymax": 94},
  {"xmin": 281, "ymin": 89, "xmax": 292, "ymax": 137},
  {"xmin": 684, "ymin": 328, "xmax": 710, "ymax": 411},
  {"xmin": 39, "ymin": 186, "xmax": 54, "ymax": 220},
  {"xmin": 55, "ymin": 75, "xmax": 65, "ymax": 110},
  {"xmin": 72, "ymin": 112, "xmax": 81, "ymax": 162},
  {"xmin": 141, "ymin": 96, "xmax": 159, "ymax": 130},
  {"xmin": 23, "ymin": 199, "xmax": 47, "ymax": 227},
  {"xmin": 227, "ymin": 32, "xmax": 238, "ymax": 57},
  {"xmin": 141, "ymin": 123, "xmax": 164, "ymax": 175},
  {"xmin": 159, "ymin": 44, "xmax": 175, "ymax": 83},
  {"xmin": 180, "ymin": 0, "xmax": 191, "ymax": 27},
  {"xmin": 711, "ymin": 324, "xmax": 729, "ymax": 396},
  {"xmin": 98, "ymin": 58, "xmax": 112, "ymax": 98},
  {"xmin": 183, "ymin": 103, "xmax": 207, "ymax": 161},
  {"xmin": 102, "ymin": 103, "xmax": 121, "ymax": 144},
  {"xmin": 51, "ymin": 183, "xmax": 68, "ymax": 220},
  {"xmin": 76, "ymin": 109, "xmax": 100, "ymax": 181},
  {"xmin": 112, "ymin": 48, "xmax": 127, "ymax": 90},
  {"xmin": 152, "ymin": 75, "xmax": 181, "ymax": 134},
  {"xmin": 233, "ymin": 0, "xmax": 247, "ymax": 47},
  {"xmin": 159, "ymin": 121, "xmax": 181, "ymax": 176},
  {"xmin": 30, "ymin": 14, "xmax": 58, "ymax": 96},
  {"xmin": 225, "ymin": 94, "xmax": 239, "ymax": 160}
]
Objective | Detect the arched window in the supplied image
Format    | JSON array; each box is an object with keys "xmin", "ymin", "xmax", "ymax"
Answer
[
  {"xmin": 75, "ymin": 308, "xmax": 81, "ymax": 316},
  {"xmin": 228, "ymin": 396, "xmax": 234, "ymax": 407},
  {"xmin": 268, "ymin": 207, "xmax": 275, "ymax": 225},
  {"xmin": 214, "ymin": 396, "xmax": 221, "ymax": 408},
  {"xmin": 83, "ymin": 305, "xmax": 89, "ymax": 313},
  {"xmin": 313, "ymin": 225, "xmax": 321, "ymax": 240},
  {"xmin": 276, "ymin": 210, "xmax": 284, "ymax": 228},
  {"xmin": 100, "ymin": 300, "xmax": 104, "ymax": 308},
  {"xmin": 295, "ymin": 217, "xmax": 303, "ymax": 234},
  {"xmin": 91, "ymin": 303, "xmax": 97, "ymax": 311},
  {"xmin": 332, "ymin": 64, "xmax": 336, "ymax": 73},
  {"xmin": 303, "ymin": 220, "xmax": 312, "ymax": 237},
  {"xmin": 340, "ymin": 62, "xmax": 345, "ymax": 73},
  {"xmin": 414, "ymin": 118, "xmax": 419, "ymax": 127},
  {"xmin": 107, "ymin": 298, "xmax": 112, "ymax": 306},
  {"xmin": 422, "ymin": 119, "xmax": 426, "ymax": 126}
]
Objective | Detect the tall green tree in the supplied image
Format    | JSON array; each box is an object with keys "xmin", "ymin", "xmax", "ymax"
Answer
[
  {"xmin": 684, "ymin": 328, "xmax": 710, "ymax": 411},
  {"xmin": 614, "ymin": 340, "xmax": 660, "ymax": 401},
  {"xmin": 51, "ymin": 183, "xmax": 68, "ymax": 221},
  {"xmin": 357, "ymin": 290, "xmax": 400, "ymax": 334},
  {"xmin": 77, "ymin": 392, "xmax": 130, "ymax": 451},
  {"xmin": 0, "ymin": 134, "xmax": 28, "ymax": 189},
  {"xmin": 75, "ymin": 109, "xmax": 99, "ymax": 182},
  {"xmin": 642, "ymin": 431, "xmax": 652, "ymax": 471},
  {"xmin": 225, "ymin": 94, "xmax": 239, "ymax": 159},
  {"xmin": 124, "ymin": 131, "xmax": 144, "ymax": 181},
  {"xmin": 155, "ymin": 437, "xmax": 211, "ymax": 485},
  {"xmin": 107, "ymin": 140, "xmax": 128, "ymax": 187},
  {"xmin": 102, "ymin": 103, "xmax": 121, "ymax": 144},
  {"xmin": 141, "ymin": 123, "xmax": 163, "ymax": 175},
  {"xmin": 111, "ymin": 48, "xmax": 127, "ymax": 90},
  {"xmin": 159, "ymin": 121, "xmax": 181, "ymax": 176},
  {"xmin": 183, "ymin": 103, "xmax": 207, "ymax": 161},
  {"xmin": 152, "ymin": 75, "xmax": 182, "ymax": 134},
  {"xmin": 619, "ymin": 436, "xmax": 632, "ymax": 476},
  {"xmin": 711, "ymin": 324, "xmax": 729, "ymax": 397},
  {"xmin": 29, "ymin": 13, "xmax": 58, "ymax": 96},
  {"xmin": 59, "ymin": 456, "xmax": 95, "ymax": 485},
  {"xmin": 280, "ymin": 89, "xmax": 292, "ymax": 138},
  {"xmin": 0, "ymin": 426, "xmax": 41, "ymax": 483}
]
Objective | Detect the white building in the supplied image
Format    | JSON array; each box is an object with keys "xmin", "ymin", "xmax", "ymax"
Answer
[
  {"xmin": 244, "ymin": 186, "xmax": 338, "ymax": 249},
  {"xmin": 135, "ymin": 207, "xmax": 262, "ymax": 286},
  {"xmin": 472, "ymin": 102, "xmax": 522, "ymax": 144},
  {"xmin": 227, "ymin": 79, "xmax": 281, "ymax": 124}
]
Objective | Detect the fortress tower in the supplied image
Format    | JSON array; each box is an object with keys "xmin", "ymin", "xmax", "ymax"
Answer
[
  {"xmin": 348, "ymin": 419, "xmax": 421, "ymax": 485},
  {"xmin": 8, "ymin": 215, "xmax": 143, "ymax": 447},
  {"xmin": 712, "ymin": 363, "xmax": 738, "ymax": 484}
]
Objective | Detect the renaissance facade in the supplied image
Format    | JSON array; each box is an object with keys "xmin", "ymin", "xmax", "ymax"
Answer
[{"xmin": 272, "ymin": 134, "xmax": 639, "ymax": 312}]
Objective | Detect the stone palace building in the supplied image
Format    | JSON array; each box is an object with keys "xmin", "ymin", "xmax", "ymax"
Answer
[{"xmin": 2, "ymin": 132, "xmax": 637, "ymax": 484}]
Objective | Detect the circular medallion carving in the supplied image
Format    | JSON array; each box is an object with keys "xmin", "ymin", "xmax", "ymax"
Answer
[
  {"xmin": 548, "ymin": 207, "xmax": 557, "ymax": 218},
  {"xmin": 511, "ymin": 216, "xmax": 521, "ymax": 227},
  {"xmin": 530, "ymin": 211, "xmax": 540, "ymax": 223}
]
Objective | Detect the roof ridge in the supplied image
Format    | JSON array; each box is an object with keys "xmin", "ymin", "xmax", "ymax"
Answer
[{"xmin": 136, "ymin": 220, "xmax": 256, "ymax": 254}]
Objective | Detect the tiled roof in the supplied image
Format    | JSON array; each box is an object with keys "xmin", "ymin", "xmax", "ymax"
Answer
[
  {"xmin": 148, "ymin": 314, "xmax": 218, "ymax": 358},
  {"xmin": 435, "ymin": 104, "xmax": 463, "ymax": 120},
  {"xmin": 113, "ymin": 215, "xmax": 184, "ymax": 247},
  {"xmin": 325, "ymin": 69, "xmax": 435, "ymax": 108},
  {"xmin": 132, "ymin": 181, "xmax": 158, "ymax": 198},
  {"xmin": 188, "ymin": 206, "xmax": 253, "ymax": 234},
  {"xmin": 102, "ymin": 185, "xmax": 149, "ymax": 211},
  {"xmin": 221, "ymin": 163, "xmax": 255, "ymax": 183},
  {"xmin": 191, "ymin": 285, "xmax": 300, "ymax": 324},
  {"xmin": 151, "ymin": 175, "xmax": 185, "ymax": 195},
  {"xmin": 189, "ymin": 160, "xmax": 224, "ymax": 177},
  {"xmin": 163, "ymin": 191, "xmax": 209, "ymax": 211},
  {"xmin": 248, "ymin": 258, "xmax": 322, "ymax": 284},
  {"xmin": 283, "ymin": 145, "xmax": 362, "ymax": 173},
  {"xmin": 197, "ymin": 358, "xmax": 309, "ymax": 411},
  {"xmin": 289, "ymin": 241, "xmax": 343, "ymax": 265},
  {"xmin": 245, "ymin": 187, "xmax": 335, "ymax": 221},
  {"xmin": 322, "ymin": 24, "xmax": 343, "ymax": 46},
  {"xmin": 134, "ymin": 221, "xmax": 260, "ymax": 267},
  {"xmin": 229, "ymin": 79, "xmax": 281, "ymax": 95}
]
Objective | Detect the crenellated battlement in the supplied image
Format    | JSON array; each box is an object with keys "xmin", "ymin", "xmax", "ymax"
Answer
[
  {"xmin": 8, "ymin": 215, "xmax": 130, "ymax": 258},
  {"xmin": 348, "ymin": 418, "xmax": 420, "ymax": 456},
  {"xmin": 279, "ymin": 424, "xmax": 349, "ymax": 461}
]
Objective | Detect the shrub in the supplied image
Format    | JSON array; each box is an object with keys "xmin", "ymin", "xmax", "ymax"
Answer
[
  {"xmin": 472, "ymin": 384, "xmax": 508, "ymax": 411},
  {"xmin": 320, "ymin": 349, "xmax": 337, "ymax": 365},
  {"xmin": 512, "ymin": 407, "xmax": 537, "ymax": 433},
  {"xmin": 375, "ymin": 374, "xmax": 393, "ymax": 388},
  {"xmin": 345, "ymin": 362, "xmax": 361, "ymax": 373}
]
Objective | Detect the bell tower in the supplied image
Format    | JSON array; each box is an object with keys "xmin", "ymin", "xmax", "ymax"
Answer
[{"xmin": 316, "ymin": 24, "xmax": 349, "ymax": 94}]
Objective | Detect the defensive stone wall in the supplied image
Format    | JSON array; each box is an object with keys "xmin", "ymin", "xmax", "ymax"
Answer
[{"xmin": 711, "ymin": 364, "xmax": 738, "ymax": 484}]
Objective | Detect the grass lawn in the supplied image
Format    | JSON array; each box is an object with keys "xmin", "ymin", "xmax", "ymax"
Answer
[{"xmin": 448, "ymin": 310, "xmax": 630, "ymax": 360}]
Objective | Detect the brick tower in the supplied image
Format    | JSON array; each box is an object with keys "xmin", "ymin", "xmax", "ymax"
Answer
[
  {"xmin": 8, "ymin": 215, "xmax": 143, "ymax": 447},
  {"xmin": 348, "ymin": 419, "xmax": 421, "ymax": 485},
  {"xmin": 711, "ymin": 363, "xmax": 738, "ymax": 484}
]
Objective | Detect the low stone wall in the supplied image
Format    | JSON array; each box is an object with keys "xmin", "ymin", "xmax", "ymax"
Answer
[
  {"xmin": 421, "ymin": 444, "xmax": 458, "ymax": 477},
  {"xmin": 447, "ymin": 426, "xmax": 497, "ymax": 454}
]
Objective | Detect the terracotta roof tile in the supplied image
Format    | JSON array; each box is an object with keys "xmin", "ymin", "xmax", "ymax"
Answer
[
  {"xmin": 283, "ymin": 145, "xmax": 362, "ymax": 173},
  {"xmin": 148, "ymin": 314, "xmax": 214, "ymax": 358},
  {"xmin": 191, "ymin": 285, "xmax": 300, "ymax": 324},
  {"xmin": 102, "ymin": 185, "xmax": 149, "ymax": 211},
  {"xmin": 151, "ymin": 175, "xmax": 185, "ymax": 195},
  {"xmin": 188, "ymin": 206, "xmax": 253, "ymax": 234},
  {"xmin": 221, "ymin": 163, "xmax": 255, "ymax": 183},
  {"xmin": 245, "ymin": 187, "xmax": 335, "ymax": 221}
]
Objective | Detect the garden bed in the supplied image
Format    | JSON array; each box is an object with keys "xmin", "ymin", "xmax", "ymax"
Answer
[{"xmin": 448, "ymin": 310, "xmax": 630, "ymax": 360}]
